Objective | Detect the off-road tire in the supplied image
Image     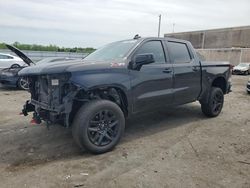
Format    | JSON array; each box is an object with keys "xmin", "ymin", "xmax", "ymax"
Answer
[
  {"xmin": 201, "ymin": 87, "xmax": 224, "ymax": 117},
  {"xmin": 72, "ymin": 100, "xmax": 125, "ymax": 154}
]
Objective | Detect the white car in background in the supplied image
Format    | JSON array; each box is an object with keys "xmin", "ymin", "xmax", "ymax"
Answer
[
  {"xmin": 232, "ymin": 62, "xmax": 250, "ymax": 75},
  {"xmin": 0, "ymin": 53, "xmax": 26, "ymax": 69}
]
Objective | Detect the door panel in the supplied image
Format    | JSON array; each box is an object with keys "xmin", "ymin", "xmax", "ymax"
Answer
[
  {"xmin": 165, "ymin": 41, "xmax": 201, "ymax": 104},
  {"xmin": 172, "ymin": 60, "xmax": 201, "ymax": 104},
  {"xmin": 130, "ymin": 63, "xmax": 173, "ymax": 113},
  {"xmin": 130, "ymin": 40, "xmax": 174, "ymax": 113}
]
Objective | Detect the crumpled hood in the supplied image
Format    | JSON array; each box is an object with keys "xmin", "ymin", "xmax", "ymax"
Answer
[{"xmin": 18, "ymin": 59, "xmax": 120, "ymax": 76}]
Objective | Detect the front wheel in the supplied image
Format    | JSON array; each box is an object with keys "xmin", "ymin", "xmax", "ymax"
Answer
[
  {"xmin": 72, "ymin": 100, "xmax": 125, "ymax": 154},
  {"xmin": 201, "ymin": 87, "xmax": 224, "ymax": 117},
  {"xmin": 17, "ymin": 77, "xmax": 29, "ymax": 90}
]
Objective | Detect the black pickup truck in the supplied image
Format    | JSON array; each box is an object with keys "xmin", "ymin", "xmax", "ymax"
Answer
[{"xmin": 12, "ymin": 37, "xmax": 232, "ymax": 154}]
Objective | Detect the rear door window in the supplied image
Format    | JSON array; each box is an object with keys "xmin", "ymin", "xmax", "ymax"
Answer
[{"xmin": 167, "ymin": 42, "xmax": 191, "ymax": 63}]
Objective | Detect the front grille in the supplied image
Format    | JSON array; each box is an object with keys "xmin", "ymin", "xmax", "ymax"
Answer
[
  {"xmin": 29, "ymin": 75, "xmax": 60, "ymax": 107},
  {"xmin": 29, "ymin": 73, "xmax": 72, "ymax": 110}
]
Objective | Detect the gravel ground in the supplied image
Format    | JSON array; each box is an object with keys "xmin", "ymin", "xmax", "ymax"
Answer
[{"xmin": 0, "ymin": 75, "xmax": 249, "ymax": 188}]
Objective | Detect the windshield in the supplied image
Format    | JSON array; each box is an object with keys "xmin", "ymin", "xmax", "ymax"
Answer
[
  {"xmin": 84, "ymin": 40, "xmax": 137, "ymax": 61},
  {"xmin": 238, "ymin": 63, "xmax": 249, "ymax": 67}
]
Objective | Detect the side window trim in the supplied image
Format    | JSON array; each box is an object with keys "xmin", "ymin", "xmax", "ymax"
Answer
[
  {"xmin": 186, "ymin": 43, "xmax": 195, "ymax": 59},
  {"xmin": 162, "ymin": 39, "xmax": 172, "ymax": 63},
  {"xmin": 159, "ymin": 40, "xmax": 168, "ymax": 63}
]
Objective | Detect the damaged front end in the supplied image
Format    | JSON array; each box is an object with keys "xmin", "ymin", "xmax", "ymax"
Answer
[{"xmin": 22, "ymin": 73, "xmax": 79, "ymax": 127}]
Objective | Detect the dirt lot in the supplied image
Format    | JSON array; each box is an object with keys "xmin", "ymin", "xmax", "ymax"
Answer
[{"xmin": 0, "ymin": 75, "xmax": 249, "ymax": 188}]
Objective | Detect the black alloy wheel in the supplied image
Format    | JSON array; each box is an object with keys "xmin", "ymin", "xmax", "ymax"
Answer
[
  {"xmin": 72, "ymin": 100, "xmax": 125, "ymax": 154},
  {"xmin": 201, "ymin": 87, "xmax": 224, "ymax": 117},
  {"xmin": 211, "ymin": 91, "xmax": 223, "ymax": 114},
  {"xmin": 87, "ymin": 110, "xmax": 119, "ymax": 147}
]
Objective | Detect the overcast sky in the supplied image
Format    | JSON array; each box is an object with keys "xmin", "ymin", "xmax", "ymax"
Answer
[{"xmin": 0, "ymin": 0, "xmax": 250, "ymax": 48}]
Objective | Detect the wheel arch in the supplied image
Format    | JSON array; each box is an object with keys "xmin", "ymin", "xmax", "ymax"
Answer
[
  {"xmin": 69, "ymin": 84, "xmax": 129, "ymax": 125},
  {"xmin": 211, "ymin": 76, "xmax": 227, "ymax": 94},
  {"xmin": 199, "ymin": 75, "xmax": 227, "ymax": 104}
]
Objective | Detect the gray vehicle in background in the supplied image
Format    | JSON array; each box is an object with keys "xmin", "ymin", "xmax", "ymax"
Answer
[{"xmin": 0, "ymin": 45, "xmax": 78, "ymax": 90}]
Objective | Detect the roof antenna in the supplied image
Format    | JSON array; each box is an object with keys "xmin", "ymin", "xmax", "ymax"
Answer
[{"xmin": 133, "ymin": 34, "xmax": 141, "ymax": 39}]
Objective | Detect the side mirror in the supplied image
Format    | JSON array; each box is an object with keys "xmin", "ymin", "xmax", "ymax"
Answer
[{"xmin": 132, "ymin": 53, "xmax": 155, "ymax": 70}]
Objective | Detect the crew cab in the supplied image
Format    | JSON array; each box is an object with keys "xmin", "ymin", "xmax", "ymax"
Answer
[{"xmin": 14, "ymin": 37, "xmax": 232, "ymax": 154}]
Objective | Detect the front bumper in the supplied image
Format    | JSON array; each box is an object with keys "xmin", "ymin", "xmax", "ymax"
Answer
[{"xmin": 22, "ymin": 74, "xmax": 79, "ymax": 126}]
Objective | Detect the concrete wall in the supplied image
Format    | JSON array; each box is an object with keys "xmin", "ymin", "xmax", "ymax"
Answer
[
  {"xmin": 165, "ymin": 26, "xmax": 250, "ymax": 65},
  {"xmin": 165, "ymin": 26, "xmax": 250, "ymax": 49},
  {"xmin": 197, "ymin": 48, "xmax": 250, "ymax": 66}
]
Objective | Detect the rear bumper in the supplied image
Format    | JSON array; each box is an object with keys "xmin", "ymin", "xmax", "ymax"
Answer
[
  {"xmin": 226, "ymin": 80, "xmax": 232, "ymax": 93},
  {"xmin": 232, "ymin": 70, "xmax": 248, "ymax": 74}
]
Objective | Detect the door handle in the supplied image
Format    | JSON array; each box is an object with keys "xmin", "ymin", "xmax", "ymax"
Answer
[{"xmin": 163, "ymin": 68, "xmax": 172, "ymax": 73}]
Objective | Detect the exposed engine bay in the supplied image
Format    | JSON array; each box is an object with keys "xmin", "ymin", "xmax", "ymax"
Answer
[{"xmin": 22, "ymin": 73, "xmax": 126, "ymax": 128}]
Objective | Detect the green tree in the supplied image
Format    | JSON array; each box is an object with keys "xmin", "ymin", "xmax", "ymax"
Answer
[{"xmin": 0, "ymin": 41, "xmax": 95, "ymax": 53}]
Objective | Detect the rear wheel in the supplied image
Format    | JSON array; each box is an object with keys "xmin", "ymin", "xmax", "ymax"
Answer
[
  {"xmin": 201, "ymin": 87, "xmax": 224, "ymax": 117},
  {"xmin": 17, "ymin": 77, "xmax": 29, "ymax": 90},
  {"xmin": 72, "ymin": 100, "xmax": 125, "ymax": 154}
]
